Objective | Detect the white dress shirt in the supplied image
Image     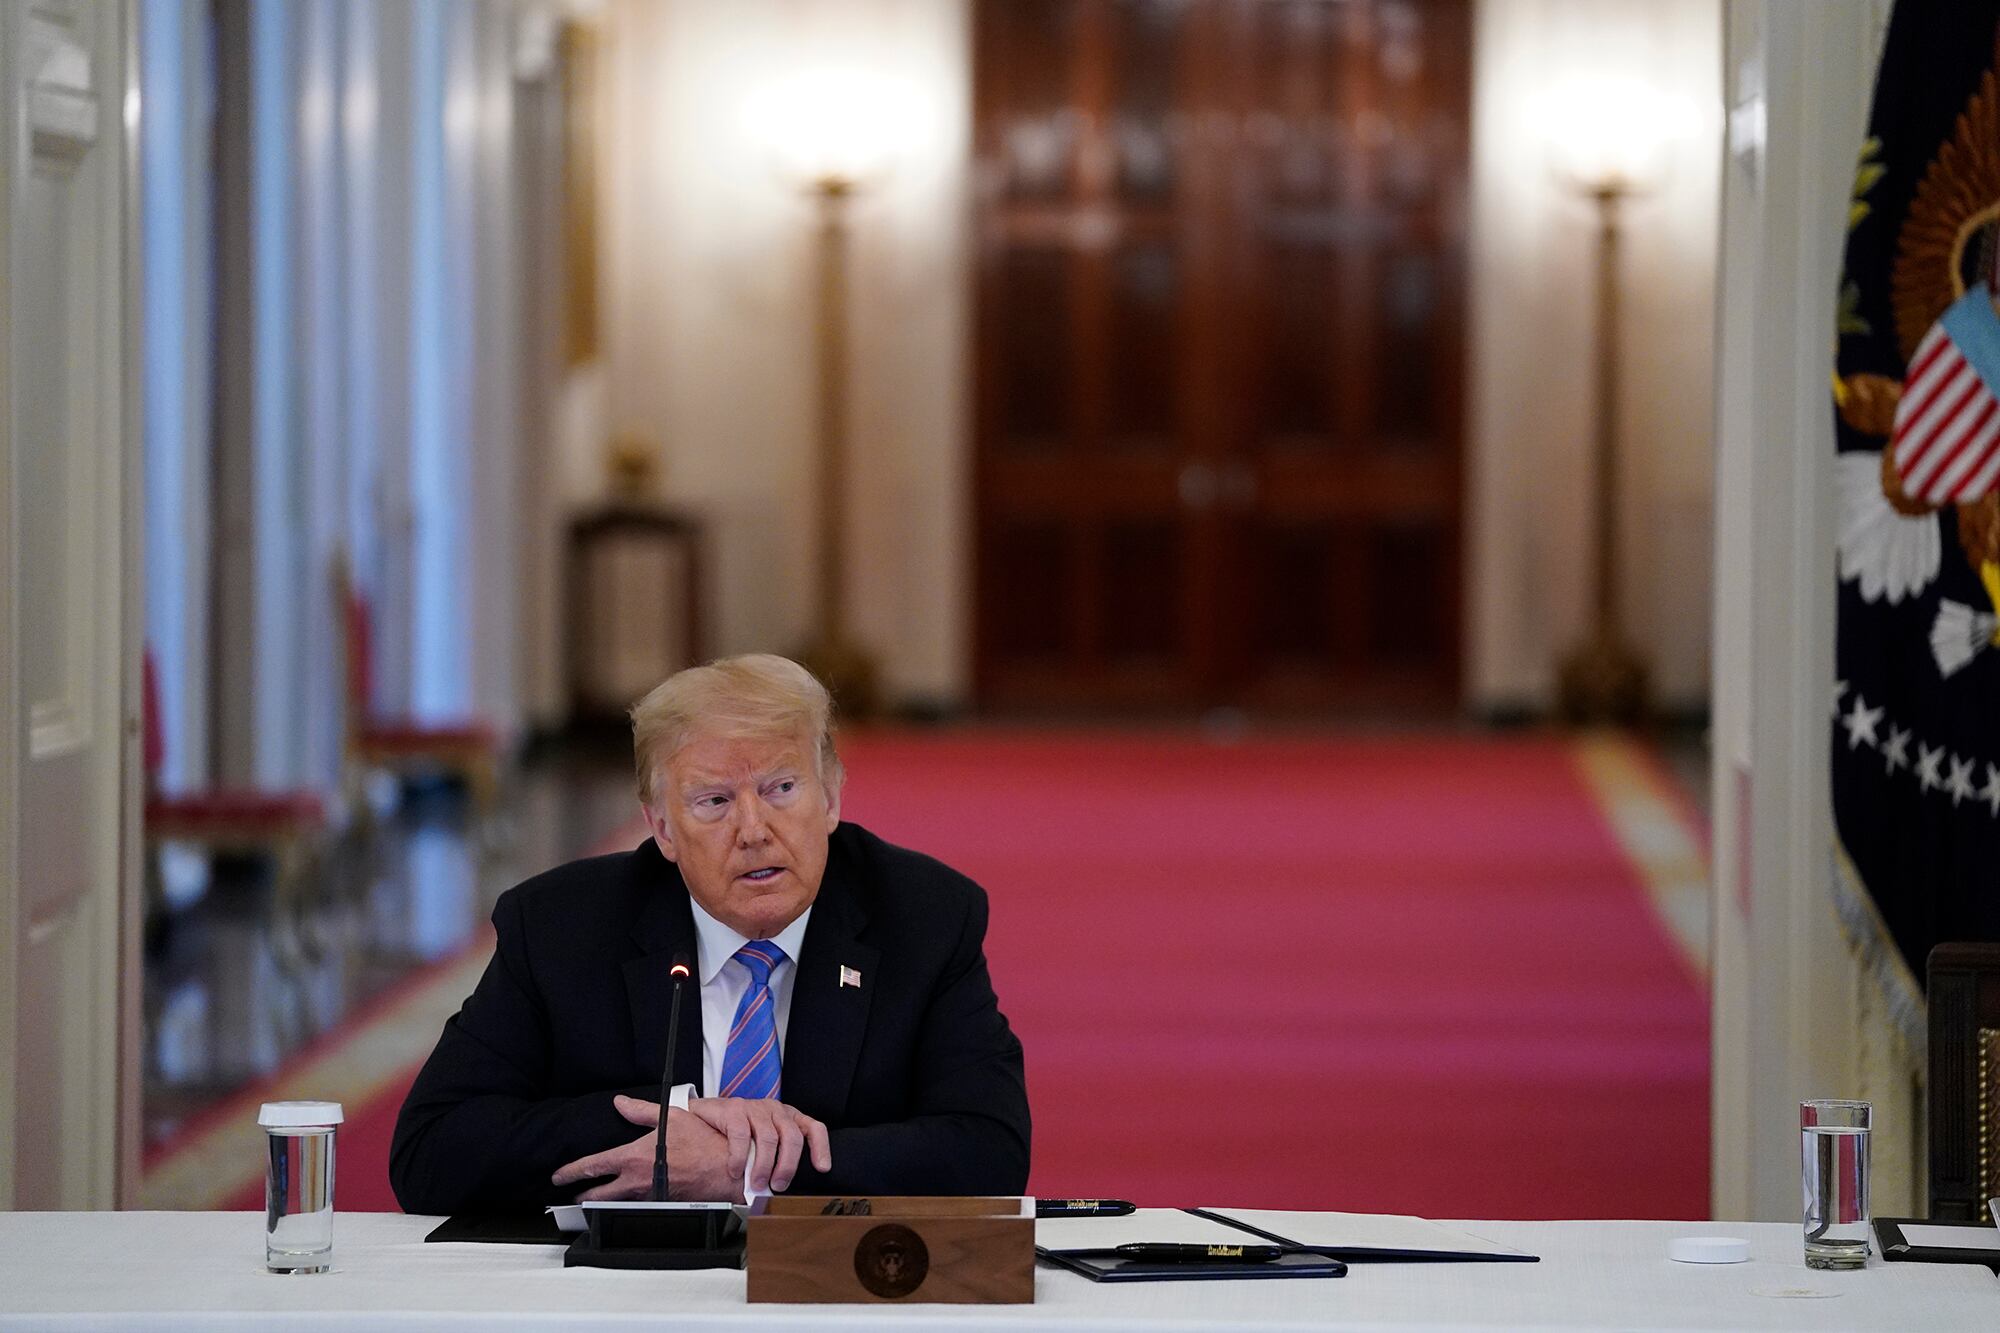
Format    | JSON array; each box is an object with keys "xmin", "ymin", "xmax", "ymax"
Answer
[{"xmin": 666, "ymin": 899, "xmax": 813, "ymax": 1111}]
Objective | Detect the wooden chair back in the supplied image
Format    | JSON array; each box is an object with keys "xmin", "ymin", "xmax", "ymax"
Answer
[
  {"xmin": 1928, "ymin": 943, "xmax": 2000, "ymax": 1219},
  {"xmin": 329, "ymin": 550, "xmax": 374, "ymax": 728},
  {"xmin": 141, "ymin": 648, "xmax": 165, "ymax": 789}
]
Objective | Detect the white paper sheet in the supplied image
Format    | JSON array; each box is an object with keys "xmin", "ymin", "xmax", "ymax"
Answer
[
  {"xmin": 1203, "ymin": 1207, "xmax": 1528, "ymax": 1257},
  {"xmin": 1035, "ymin": 1209, "xmax": 1263, "ymax": 1252},
  {"xmin": 546, "ymin": 1142, "xmax": 761, "ymax": 1230},
  {"xmin": 1898, "ymin": 1223, "xmax": 2000, "ymax": 1251}
]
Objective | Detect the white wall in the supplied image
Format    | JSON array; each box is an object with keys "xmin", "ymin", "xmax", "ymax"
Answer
[
  {"xmin": 1466, "ymin": 0, "xmax": 1722, "ymax": 716},
  {"xmin": 601, "ymin": 0, "xmax": 970, "ymax": 703},
  {"xmin": 1710, "ymin": 0, "xmax": 1907, "ymax": 1222}
]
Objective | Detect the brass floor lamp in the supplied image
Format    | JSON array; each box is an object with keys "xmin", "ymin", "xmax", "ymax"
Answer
[
  {"xmin": 1556, "ymin": 177, "xmax": 1651, "ymax": 724},
  {"xmin": 1541, "ymin": 68, "xmax": 1694, "ymax": 725},
  {"xmin": 794, "ymin": 171, "xmax": 880, "ymax": 715}
]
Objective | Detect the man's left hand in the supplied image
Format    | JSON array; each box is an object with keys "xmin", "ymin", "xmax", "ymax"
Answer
[{"xmin": 687, "ymin": 1096, "xmax": 832, "ymax": 1194}]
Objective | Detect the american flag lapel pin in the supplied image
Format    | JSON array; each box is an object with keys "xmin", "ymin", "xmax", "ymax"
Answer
[{"xmin": 839, "ymin": 964, "xmax": 862, "ymax": 989}]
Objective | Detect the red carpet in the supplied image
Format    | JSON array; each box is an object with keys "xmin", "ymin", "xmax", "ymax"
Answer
[{"xmin": 226, "ymin": 731, "xmax": 1709, "ymax": 1219}]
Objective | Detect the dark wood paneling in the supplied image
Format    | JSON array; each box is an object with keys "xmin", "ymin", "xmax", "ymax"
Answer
[
  {"xmin": 994, "ymin": 246, "xmax": 1073, "ymax": 447},
  {"xmin": 984, "ymin": 519, "xmax": 1072, "ymax": 662},
  {"xmin": 974, "ymin": 0, "xmax": 1468, "ymax": 712},
  {"xmin": 1928, "ymin": 943, "xmax": 2000, "ymax": 1221},
  {"xmin": 1107, "ymin": 242, "xmax": 1179, "ymax": 446},
  {"xmin": 1101, "ymin": 520, "xmax": 1183, "ymax": 660}
]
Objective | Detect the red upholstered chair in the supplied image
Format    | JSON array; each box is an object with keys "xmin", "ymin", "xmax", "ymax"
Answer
[
  {"xmin": 334, "ymin": 555, "xmax": 500, "ymax": 816},
  {"xmin": 141, "ymin": 651, "xmax": 327, "ymax": 918}
]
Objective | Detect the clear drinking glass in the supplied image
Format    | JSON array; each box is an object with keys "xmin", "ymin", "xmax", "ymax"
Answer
[
  {"xmin": 259, "ymin": 1101, "xmax": 343, "ymax": 1274},
  {"xmin": 1801, "ymin": 1099, "xmax": 1870, "ymax": 1269}
]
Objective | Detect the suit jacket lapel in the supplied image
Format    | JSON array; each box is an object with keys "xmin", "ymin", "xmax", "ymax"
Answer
[
  {"xmin": 781, "ymin": 845, "xmax": 878, "ymax": 1122},
  {"xmin": 623, "ymin": 844, "xmax": 706, "ymax": 1093}
]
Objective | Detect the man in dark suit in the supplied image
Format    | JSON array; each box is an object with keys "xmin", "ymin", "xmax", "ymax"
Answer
[{"xmin": 390, "ymin": 655, "xmax": 1030, "ymax": 1214}]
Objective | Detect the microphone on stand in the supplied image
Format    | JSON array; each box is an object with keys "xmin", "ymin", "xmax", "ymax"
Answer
[
  {"xmin": 569, "ymin": 948, "xmax": 737, "ymax": 1268},
  {"xmin": 651, "ymin": 952, "xmax": 692, "ymax": 1202}
]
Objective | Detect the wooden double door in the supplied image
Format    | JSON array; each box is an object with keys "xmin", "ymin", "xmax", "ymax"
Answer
[{"xmin": 973, "ymin": 0, "xmax": 1469, "ymax": 711}]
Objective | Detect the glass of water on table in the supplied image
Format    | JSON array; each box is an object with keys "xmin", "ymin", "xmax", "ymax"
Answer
[
  {"xmin": 1800, "ymin": 1099, "xmax": 1870, "ymax": 1269},
  {"xmin": 260, "ymin": 1101, "xmax": 343, "ymax": 1273}
]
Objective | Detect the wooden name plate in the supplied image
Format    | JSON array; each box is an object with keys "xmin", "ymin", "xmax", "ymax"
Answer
[{"xmin": 745, "ymin": 1196, "xmax": 1034, "ymax": 1304}]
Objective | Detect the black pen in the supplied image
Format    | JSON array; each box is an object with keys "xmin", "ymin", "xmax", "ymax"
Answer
[
  {"xmin": 1115, "ymin": 1243, "xmax": 1283, "ymax": 1263},
  {"xmin": 1036, "ymin": 1199, "xmax": 1136, "ymax": 1217}
]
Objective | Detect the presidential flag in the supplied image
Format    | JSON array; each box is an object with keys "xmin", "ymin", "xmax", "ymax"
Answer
[{"xmin": 1832, "ymin": 2, "xmax": 2000, "ymax": 1035}]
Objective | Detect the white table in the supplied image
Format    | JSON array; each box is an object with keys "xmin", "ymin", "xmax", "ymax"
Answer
[{"xmin": 0, "ymin": 1212, "xmax": 1992, "ymax": 1331}]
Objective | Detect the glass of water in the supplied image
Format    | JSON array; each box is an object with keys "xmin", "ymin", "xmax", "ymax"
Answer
[
  {"xmin": 259, "ymin": 1101, "xmax": 342, "ymax": 1273},
  {"xmin": 1801, "ymin": 1099, "xmax": 1870, "ymax": 1269}
]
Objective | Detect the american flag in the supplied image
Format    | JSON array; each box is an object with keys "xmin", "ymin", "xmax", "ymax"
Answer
[{"xmin": 1892, "ymin": 285, "xmax": 2000, "ymax": 504}]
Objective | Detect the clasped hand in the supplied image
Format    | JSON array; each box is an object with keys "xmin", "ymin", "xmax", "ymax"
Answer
[{"xmin": 550, "ymin": 1095, "xmax": 832, "ymax": 1203}]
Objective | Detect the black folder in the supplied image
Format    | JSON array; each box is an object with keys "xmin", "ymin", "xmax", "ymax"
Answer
[
  {"xmin": 1037, "ymin": 1206, "xmax": 1536, "ymax": 1281},
  {"xmin": 1037, "ymin": 1207, "xmax": 1369, "ymax": 1283},
  {"xmin": 1874, "ymin": 1216, "xmax": 2000, "ymax": 1270}
]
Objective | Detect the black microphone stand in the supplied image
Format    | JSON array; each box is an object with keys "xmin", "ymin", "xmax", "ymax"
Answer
[
  {"xmin": 564, "ymin": 954, "xmax": 743, "ymax": 1270},
  {"xmin": 651, "ymin": 965, "xmax": 688, "ymax": 1201}
]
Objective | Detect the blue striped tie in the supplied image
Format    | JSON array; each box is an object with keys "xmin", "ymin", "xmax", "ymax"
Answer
[{"xmin": 718, "ymin": 940, "xmax": 785, "ymax": 1100}]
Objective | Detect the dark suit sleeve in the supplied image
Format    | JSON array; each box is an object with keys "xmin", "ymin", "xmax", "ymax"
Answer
[
  {"xmin": 389, "ymin": 890, "xmax": 646, "ymax": 1214},
  {"xmin": 788, "ymin": 889, "xmax": 1031, "ymax": 1196}
]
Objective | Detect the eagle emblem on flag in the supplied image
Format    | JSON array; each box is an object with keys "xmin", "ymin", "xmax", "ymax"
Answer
[{"xmin": 1887, "ymin": 284, "xmax": 2000, "ymax": 677}]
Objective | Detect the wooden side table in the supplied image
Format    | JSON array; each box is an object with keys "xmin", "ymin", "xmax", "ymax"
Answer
[{"xmin": 566, "ymin": 503, "xmax": 705, "ymax": 729}]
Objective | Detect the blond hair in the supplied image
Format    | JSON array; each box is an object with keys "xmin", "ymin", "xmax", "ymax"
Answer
[{"xmin": 630, "ymin": 654, "xmax": 843, "ymax": 807}]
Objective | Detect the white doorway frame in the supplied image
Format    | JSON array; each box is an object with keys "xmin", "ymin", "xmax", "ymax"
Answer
[
  {"xmin": 0, "ymin": 0, "xmax": 145, "ymax": 1210},
  {"xmin": 1709, "ymin": 0, "xmax": 1907, "ymax": 1221}
]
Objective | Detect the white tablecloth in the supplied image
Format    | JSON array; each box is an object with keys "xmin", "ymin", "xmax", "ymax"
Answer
[{"xmin": 0, "ymin": 1211, "xmax": 1992, "ymax": 1330}]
